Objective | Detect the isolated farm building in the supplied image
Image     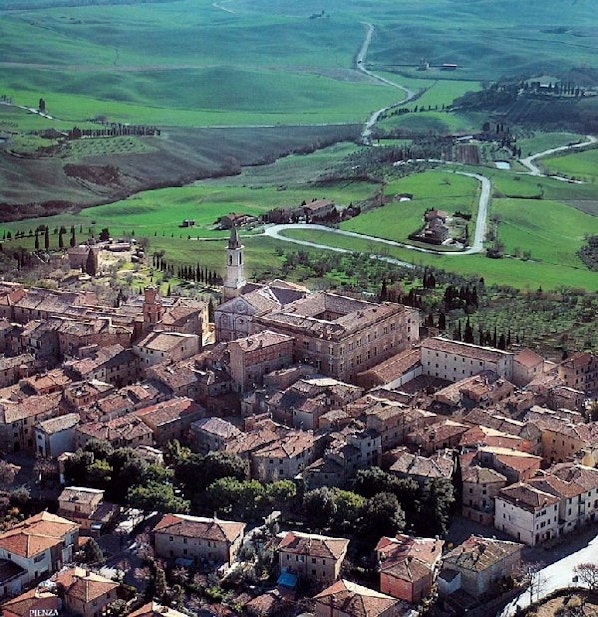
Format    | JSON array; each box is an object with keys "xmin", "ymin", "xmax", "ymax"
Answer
[
  {"xmin": 301, "ymin": 199, "xmax": 336, "ymax": 221},
  {"xmin": 218, "ymin": 213, "xmax": 256, "ymax": 229}
]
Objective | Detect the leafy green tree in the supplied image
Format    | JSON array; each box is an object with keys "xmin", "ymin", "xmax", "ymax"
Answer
[
  {"xmin": 175, "ymin": 451, "xmax": 247, "ymax": 495},
  {"xmin": 85, "ymin": 438, "xmax": 114, "ymax": 460},
  {"xmin": 417, "ymin": 479, "xmax": 455, "ymax": 535},
  {"xmin": 265, "ymin": 480, "xmax": 297, "ymax": 516},
  {"xmin": 82, "ymin": 537, "xmax": 105, "ymax": 565},
  {"xmin": 127, "ymin": 481, "xmax": 190, "ymax": 513},
  {"xmin": 303, "ymin": 487, "xmax": 337, "ymax": 530},
  {"xmin": 205, "ymin": 477, "xmax": 265, "ymax": 519},
  {"xmin": 360, "ymin": 492, "xmax": 405, "ymax": 539},
  {"xmin": 87, "ymin": 459, "xmax": 113, "ymax": 488},
  {"xmin": 330, "ymin": 489, "xmax": 365, "ymax": 532}
]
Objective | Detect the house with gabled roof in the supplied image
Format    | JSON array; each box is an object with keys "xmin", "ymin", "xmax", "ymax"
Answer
[
  {"xmin": 52, "ymin": 565, "xmax": 120, "ymax": 617},
  {"xmin": 313, "ymin": 579, "xmax": 409, "ymax": 617},
  {"xmin": 494, "ymin": 482, "xmax": 560, "ymax": 545},
  {"xmin": 0, "ymin": 512, "xmax": 79, "ymax": 595},
  {"xmin": 152, "ymin": 514, "xmax": 245, "ymax": 567},
  {"xmin": 277, "ymin": 531, "xmax": 349, "ymax": 585},
  {"xmin": 134, "ymin": 397, "xmax": 205, "ymax": 445},
  {"xmin": 0, "ymin": 391, "xmax": 62, "ymax": 454},
  {"xmin": 461, "ymin": 465, "xmax": 507, "ymax": 525},
  {"xmin": 251, "ymin": 429, "xmax": 320, "ymax": 482},
  {"xmin": 35, "ymin": 412, "xmax": 80, "ymax": 458},
  {"xmin": 0, "ymin": 587, "xmax": 59, "ymax": 617},
  {"xmin": 376, "ymin": 534, "xmax": 443, "ymax": 603},
  {"xmin": 438, "ymin": 535, "xmax": 523, "ymax": 597}
]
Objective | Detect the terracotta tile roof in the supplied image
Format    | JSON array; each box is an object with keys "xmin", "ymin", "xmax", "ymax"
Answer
[
  {"xmin": 191, "ymin": 417, "xmax": 241, "ymax": 440},
  {"xmin": 128, "ymin": 602, "xmax": 190, "ymax": 617},
  {"xmin": 389, "ymin": 449, "xmax": 455, "ymax": 480},
  {"xmin": 135, "ymin": 330, "xmax": 198, "ymax": 352},
  {"xmin": 147, "ymin": 362, "xmax": 198, "ymax": 390},
  {"xmin": 551, "ymin": 463, "xmax": 598, "ymax": 491},
  {"xmin": 421, "ymin": 337, "xmax": 513, "ymax": 362},
  {"xmin": 256, "ymin": 292, "xmax": 403, "ymax": 341},
  {"xmin": 459, "ymin": 425, "xmax": 528, "ymax": 451},
  {"xmin": 0, "ymin": 392, "xmax": 62, "ymax": 424},
  {"xmin": 53, "ymin": 566, "xmax": 118, "ymax": 602},
  {"xmin": 497, "ymin": 483, "xmax": 560, "ymax": 511},
  {"xmin": 560, "ymin": 351, "xmax": 597, "ymax": 370},
  {"xmin": 134, "ymin": 397, "xmax": 204, "ymax": 428},
  {"xmin": 0, "ymin": 588, "xmax": 57, "ymax": 616},
  {"xmin": 59, "ymin": 486, "xmax": 104, "ymax": 506},
  {"xmin": 37, "ymin": 412, "xmax": 80, "ymax": 434},
  {"xmin": 77, "ymin": 414, "xmax": 153, "ymax": 444},
  {"xmin": 69, "ymin": 345, "xmax": 134, "ymax": 377},
  {"xmin": 230, "ymin": 330, "xmax": 293, "ymax": 352},
  {"xmin": 514, "ymin": 348, "xmax": 544, "ymax": 368},
  {"xmin": 252, "ymin": 430, "xmax": 316, "ymax": 460},
  {"xmin": 21, "ymin": 369, "xmax": 71, "ymax": 394},
  {"xmin": 462, "ymin": 465, "xmax": 507, "ymax": 484},
  {"xmin": 377, "ymin": 533, "xmax": 443, "ymax": 569},
  {"xmin": 153, "ymin": 514, "xmax": 245, "ymax": 544},
  {"xmin": 357, "ymin": 348, "xmax": 421, "ymax": 385},
  {"xmin": 313, "ymin": 579, "xmax": 404, "ymax": 617},
  {"xmin": 442, "ymin": 535, "xmax": 522, "ymax": 573},
  {"xmin": 528, "ymin": 473, "xmax": 584, "ymax": 500},
  {"xmin": 278, "ymin": 531, "xmax": 349, "ymax": 561},
  {"xmin": 0, "ymin": 512, "xmax": 78, "ymax": 558}
]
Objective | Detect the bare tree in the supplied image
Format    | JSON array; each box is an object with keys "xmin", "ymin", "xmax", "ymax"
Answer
[
  {"xmin": 573, "ymin": 562, "xmax": 598, "ymax": 591},
  {"xmin": 516, "ymin": 561, "xmax": 547, "ymax": 603}
]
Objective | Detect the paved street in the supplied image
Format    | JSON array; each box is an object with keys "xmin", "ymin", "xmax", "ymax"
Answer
[{"xmin": 500, "ymin": 527, "xmax": 598, "ymax": 616}]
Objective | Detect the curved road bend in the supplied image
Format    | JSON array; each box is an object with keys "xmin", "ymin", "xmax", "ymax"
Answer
[
  {"xmin": 263, "ymin": 171, "xmax": 491, "ymax": 262},
  {"xmin": 356, "ymin": 23, "xmax": 416, "ymax": 144},
  {"xmin": 519, "ymin": 134, "xmax": 597, "ymax": 176}
]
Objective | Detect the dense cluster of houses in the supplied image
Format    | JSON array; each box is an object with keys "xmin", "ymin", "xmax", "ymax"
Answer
[{"xmin": 0, "ymin": 228, "xmax": 596, "ymax": 616}]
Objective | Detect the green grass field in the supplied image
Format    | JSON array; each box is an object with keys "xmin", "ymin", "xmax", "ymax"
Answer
[
  {"xmin": 541, "ymin": 149, "xmax": 598, "ymax": 184},
  {"xmin": 277, "ymin": 227, "xmax": 598, "ymax": 291},
  {"xmin": 340, "ymin": 171, "xmax": 479, "ymax": 242},
  {"xmin": 517, "ymin": 132, "xmax": 588, "ymax": 157}
]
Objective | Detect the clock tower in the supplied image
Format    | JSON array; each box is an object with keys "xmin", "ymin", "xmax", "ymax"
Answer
[{"xmin": 223, "ymin": 224, "xmax": 246, "ymax": 301}]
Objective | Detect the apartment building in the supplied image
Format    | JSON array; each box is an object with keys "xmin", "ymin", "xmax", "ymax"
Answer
[{"xmin": 421, "ymin": 337, "xmax": 514, "ymax": 382}]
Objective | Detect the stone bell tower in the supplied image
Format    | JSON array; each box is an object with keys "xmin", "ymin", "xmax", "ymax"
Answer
[{"xmin": 223, "ymin": 225, "xmax": 246, "ymax": 301}]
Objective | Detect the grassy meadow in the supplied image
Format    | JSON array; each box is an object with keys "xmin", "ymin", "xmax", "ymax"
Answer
[
  {"xmin": 341, "ymin": 171, "xmax": 479, "ymax": 243},
  {"xmin": 0, "ymin": 0, "xmax": 596, "ymax": 291}
]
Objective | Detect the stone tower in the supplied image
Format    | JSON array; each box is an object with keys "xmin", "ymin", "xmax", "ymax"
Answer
[
  {"xmin": 223, "ymin": 225, "xmax": 246, "ymax": 301},
  {"xmin": 143, "ymin": 285, "xmax": 163, "ymax": 328}
]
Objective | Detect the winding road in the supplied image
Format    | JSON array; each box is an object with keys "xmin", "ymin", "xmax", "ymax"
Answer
[
  {"xmin": 519, "ymin": 134, "xmax": 597, "ymax": 177},
  {"xmin": 263, "ymin": 170, "xmax": 490, "ymax": 262},
  {"xmin": 356, "ymin": 23, "xmax": 416, "ymax": 144}
]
